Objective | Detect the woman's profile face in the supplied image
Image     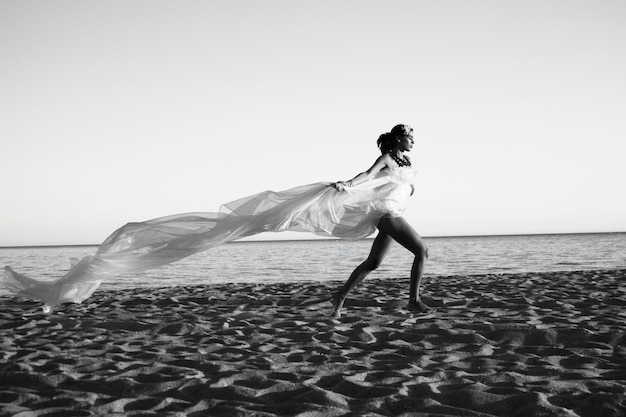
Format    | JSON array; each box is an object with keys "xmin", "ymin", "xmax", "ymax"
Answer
[{"xmin": 400, "ymin": 126, "xmax": 414, "ymax": 151}]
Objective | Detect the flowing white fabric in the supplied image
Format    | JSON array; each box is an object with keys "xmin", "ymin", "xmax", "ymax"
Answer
[{"xmin": 4, "ymin": 167, "xmax": 416, "ymax": 311}]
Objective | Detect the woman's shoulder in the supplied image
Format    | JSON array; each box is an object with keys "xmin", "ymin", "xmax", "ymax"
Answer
[
  {"xmin": 366, "ymin": 153, "xmax": 394, "ymax": 174},
  {"xmin": 378, "ymin": 153, "xmax": 396, "ymax": 165},
  {"xmin": 375, "ymin": 153, "xmax": 394, "ymax": 171}
]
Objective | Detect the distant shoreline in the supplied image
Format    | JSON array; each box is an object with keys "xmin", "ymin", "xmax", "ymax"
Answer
[{"xmin": 1, "ymin": 230, "xmax": 624, "ymax": 250}]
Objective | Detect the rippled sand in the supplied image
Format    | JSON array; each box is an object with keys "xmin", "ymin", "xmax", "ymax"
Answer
[{"xmin": 1, "ymin": 270, "xmax": 625, "ymax": 416}]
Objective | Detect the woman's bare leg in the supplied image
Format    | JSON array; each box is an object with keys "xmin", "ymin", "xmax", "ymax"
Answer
[
  {"xmin": 331, "ymin": 231, "xmax": 393, "ymax": 318},
  {"xmin": 376, "ymin": 216, "xmax": 433, "ymax": 313}
]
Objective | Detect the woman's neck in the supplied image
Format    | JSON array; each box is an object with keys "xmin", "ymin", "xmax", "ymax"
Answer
[{"xmin": 388, "ymin": 151, "xmax": 411, "ymax": 167}]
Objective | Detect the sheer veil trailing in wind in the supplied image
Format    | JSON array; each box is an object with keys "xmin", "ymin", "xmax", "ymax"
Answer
[{"xmin": 3, "ymin": 167, "xmax": 416, "ymax": 312}]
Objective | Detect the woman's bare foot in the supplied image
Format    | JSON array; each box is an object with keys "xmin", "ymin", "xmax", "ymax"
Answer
[
  {"xmin": 408, "ymin": 299, "xmax": 435, "ymax": 314},
  {"xmin": 331, "ymin": 292, "xmax": 345, "ymax": 319}
]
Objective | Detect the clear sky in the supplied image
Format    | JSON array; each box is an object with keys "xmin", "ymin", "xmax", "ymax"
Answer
[{"xmin": 1, "ymin": 0, "xmax": 625, "ymax": 247}]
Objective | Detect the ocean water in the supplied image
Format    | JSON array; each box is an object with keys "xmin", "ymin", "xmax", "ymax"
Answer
[{"xmin": 1, "ymin": 233, "xmax": 625, "ymax": 296}]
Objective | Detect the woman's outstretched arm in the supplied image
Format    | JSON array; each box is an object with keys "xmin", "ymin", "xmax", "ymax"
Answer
[{"xmin": 333, "ymin": 154, "xmax": 390, "ymax": 191}]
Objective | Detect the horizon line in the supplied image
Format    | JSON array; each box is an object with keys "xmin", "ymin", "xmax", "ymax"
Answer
[{"xmin": 1, "ymin": 230, "xmax": 624, "ymax": 250}]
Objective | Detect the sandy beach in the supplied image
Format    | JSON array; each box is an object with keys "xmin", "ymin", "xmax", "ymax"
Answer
[{"xmin": 1, "ymin": 269, "xmax": 625, "ymax": 416}]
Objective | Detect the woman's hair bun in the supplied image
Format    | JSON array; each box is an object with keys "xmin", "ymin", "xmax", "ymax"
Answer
[{"xmin": 377, "ymin": 124, "xmax": 408, "ymax": 154}]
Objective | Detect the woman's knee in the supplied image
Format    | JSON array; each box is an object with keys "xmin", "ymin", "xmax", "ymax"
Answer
[
  {"xmin": 415, "ymin": 240, "xmax": 429, "ymax": 260},
  {"xmin": 362, "ymin": 256, "xmax": 384, "ymax": 271}
]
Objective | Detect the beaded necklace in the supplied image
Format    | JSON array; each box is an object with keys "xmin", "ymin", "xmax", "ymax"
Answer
[{"xmin": 388, "ymin": 152, "xmax": 411, "ymax": 167}]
